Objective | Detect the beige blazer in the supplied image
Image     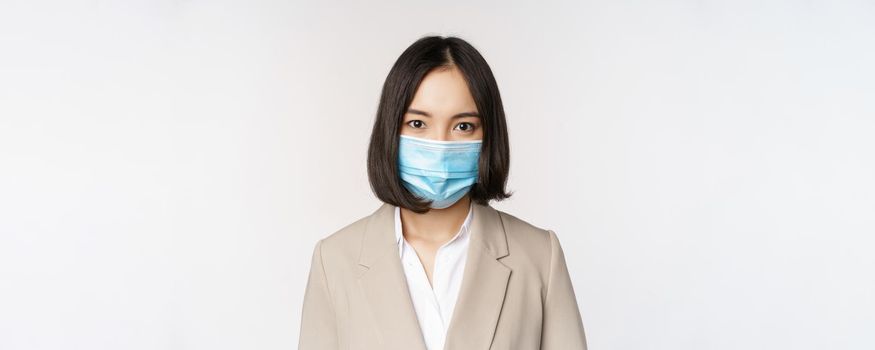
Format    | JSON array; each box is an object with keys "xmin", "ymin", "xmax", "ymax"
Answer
[{"xmin": 299, "ymin": 202, "xmax": 587, "ymax": 350}]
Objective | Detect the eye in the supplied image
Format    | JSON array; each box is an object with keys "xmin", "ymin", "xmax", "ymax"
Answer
[
  {"xmin": 407, "ymin": 120, "xmax": 425, "ymax": 128},
  {"xmin": 454, "ymin": 122, "xmax": 476, "ymax": 132}
]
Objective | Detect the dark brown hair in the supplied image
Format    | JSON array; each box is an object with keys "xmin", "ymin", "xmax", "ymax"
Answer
[{"xmin": 367, "ymin": 35, "xmax": 512, "ymax": 213}]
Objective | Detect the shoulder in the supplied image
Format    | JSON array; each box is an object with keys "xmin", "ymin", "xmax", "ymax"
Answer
[
  {"xmin": 495, "ymin": 207, "xmax": 554, "ymax": 241},
  {"xmin": 489, "ymin": 207, "xmax": 574, "ymax": 292},
  {"xmin": 313, "ymin": 210, "xmax": 372, "ymax": 264},
  {"xmin": 492, "ymin": 207, "xmax": 561, "ymax": 264}
]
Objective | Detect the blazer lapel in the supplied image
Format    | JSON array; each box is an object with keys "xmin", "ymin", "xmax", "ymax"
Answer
[
  {"xmin": 443, "ymin": 202, "xmax": 511, "ymax": 350},
  {"xmin": 356, "ymin": 202, "xmax": 511, "ymax": 350},
  {"xmin": 357, "ymin": 202, "xmax": 428, "ymax": 350}
]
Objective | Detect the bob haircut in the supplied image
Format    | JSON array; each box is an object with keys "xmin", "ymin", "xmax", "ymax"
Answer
[{"xmin": 367, "ymin": 35, "xmax": 512, "ymax": 213}]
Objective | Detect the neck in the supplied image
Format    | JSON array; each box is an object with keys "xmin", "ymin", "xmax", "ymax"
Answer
[{"xmin": 399, "ymin": 195, "xmax": 473, "ymax": 244}]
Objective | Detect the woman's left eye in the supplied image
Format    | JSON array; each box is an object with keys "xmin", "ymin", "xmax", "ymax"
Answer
[{"xmin": 454, "ymin": 122, "xmax": 476, "ymax": 132}]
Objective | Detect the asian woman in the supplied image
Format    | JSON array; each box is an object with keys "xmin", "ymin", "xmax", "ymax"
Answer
[{"xmin": 299, "ymin": 35, "xmax": 587, "ymax": 350}]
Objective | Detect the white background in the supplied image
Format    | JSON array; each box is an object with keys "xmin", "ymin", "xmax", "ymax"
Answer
[{"xmin": 1, "ymin": 1, "xmax": 873, "ymax": 349}]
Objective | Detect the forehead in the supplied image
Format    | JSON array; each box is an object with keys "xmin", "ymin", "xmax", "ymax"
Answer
[{"xmin": 408, "ymin": 67, "xmax": 478, "ymax": 114}]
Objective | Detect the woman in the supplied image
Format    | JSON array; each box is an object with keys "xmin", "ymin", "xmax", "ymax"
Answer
[{"xmin": 299, "ymin": 35, "xmax": 587, "ymax": 350}]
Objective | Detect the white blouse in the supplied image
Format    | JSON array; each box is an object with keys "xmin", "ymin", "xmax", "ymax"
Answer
[{"xmin": 394, "ymin": 203, "xmax": 474, "ymax": 350}]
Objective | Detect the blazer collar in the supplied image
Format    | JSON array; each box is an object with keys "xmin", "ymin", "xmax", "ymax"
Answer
[{"xmin": 357, "ymin": 201, "xmax": 511, "ymax": 350}]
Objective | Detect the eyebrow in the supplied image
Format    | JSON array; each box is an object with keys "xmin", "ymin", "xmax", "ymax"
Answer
[{"xmin": 406, "ymin": 108, "xmax": 480, "ymax": 119}]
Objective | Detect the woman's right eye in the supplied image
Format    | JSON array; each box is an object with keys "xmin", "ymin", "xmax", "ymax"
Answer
[{"xmin": 407, "ymin": 120, "xmax": 425, "ymax": 128}]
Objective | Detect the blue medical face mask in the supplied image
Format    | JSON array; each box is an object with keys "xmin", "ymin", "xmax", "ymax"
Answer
[{"xmin": 397, "ymin": 134, "xmax": 482, "ymax": 209}]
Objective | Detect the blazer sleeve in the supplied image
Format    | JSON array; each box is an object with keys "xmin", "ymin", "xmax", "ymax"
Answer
[
  {"xmin": 299, "ymin": 238, "xmax": 339, "ymax": 350},
  {"xmin": 540, "ymin": 229, "xmax": 588, "ymax": 350}
]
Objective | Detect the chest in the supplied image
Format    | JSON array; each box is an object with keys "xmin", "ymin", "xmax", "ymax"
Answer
[{"xmin": 399, "ymin": 238, "xmax": 472, "ymax": 350}]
